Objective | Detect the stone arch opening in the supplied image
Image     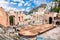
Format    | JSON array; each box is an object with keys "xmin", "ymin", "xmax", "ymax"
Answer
[
  {"xmin": 49, "ymin": 17, "xmax": 52, "ymax": 24},
  {"xmin": 9, "ymin": 16, "xmax": 15, "ymax": 25}
]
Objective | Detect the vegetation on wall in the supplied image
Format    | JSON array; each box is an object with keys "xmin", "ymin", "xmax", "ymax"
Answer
[
  {"xmin": 9, "ymin": 16, "xmax": 13, "ymax": 25},
  {"xmin": 24, "ymin": 18, "xmax": 31, "ymax": 21}
]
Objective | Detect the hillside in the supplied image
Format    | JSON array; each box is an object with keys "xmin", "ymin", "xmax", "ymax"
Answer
[
  {"xmin": 51, "ymin": 2, "xmax": 60, "ymax": 13},
  {"xmin": 28, "ymin": 4, "xmax": 47, "ymax": 14}
]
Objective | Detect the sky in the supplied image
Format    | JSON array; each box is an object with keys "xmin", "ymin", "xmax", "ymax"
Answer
[{"xmin": 0, "ymin": 0, "xmax": 52, "ymax": 12}]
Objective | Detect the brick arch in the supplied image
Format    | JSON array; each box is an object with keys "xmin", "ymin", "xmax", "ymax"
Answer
[
  {"xmin": 49, "ymin": 17, "xmax": 52, "ymax": 24},
  {"xmin": 9, "ymin": 15, "xmax": 15, "ymax": 25}
]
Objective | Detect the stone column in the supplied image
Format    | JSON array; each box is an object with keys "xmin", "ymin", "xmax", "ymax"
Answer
[{"xmin": 8, "ymin": 16, "xmax": 10, "ymax": 26}]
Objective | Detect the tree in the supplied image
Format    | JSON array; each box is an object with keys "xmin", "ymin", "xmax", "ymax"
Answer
[
  {"xmin": 52, "ymin": 0, "xmax": 60, "ymax": 13},
  {"xmin": 53, "ymin": 0, "xmax": 58, "ymax": 2}
]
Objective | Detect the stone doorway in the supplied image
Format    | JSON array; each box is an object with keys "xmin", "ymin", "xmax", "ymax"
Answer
[
  {"xmin": 49, "ymin": 17, "xmax": 52, "ymax": 24},
  {"xmin": 9, "ymin": 16, "xmax": 15, "ymax": 25}
]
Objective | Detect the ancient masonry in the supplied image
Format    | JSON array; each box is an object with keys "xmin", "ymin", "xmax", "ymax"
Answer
[
  {"xmin": 0, "ymin": 7, "xmax": 26, "ymax": 27},
  {"xmin": 0, "ymin": 7, "xmax": 60, "ymax": 27}
]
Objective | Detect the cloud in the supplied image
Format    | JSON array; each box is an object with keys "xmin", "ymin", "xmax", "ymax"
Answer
[
  {"xmin": 21, "ymin": 9, "xmax": 25, "ymax": 11},
  {"xmin": 27, "ymin": 3, "xmax": 31, "ymax": 6},
  {"xmin": 26, "ymin": 7, "xmax": 30, "ymax": 12},
  {"xmin": 30, "ymin": 0, "xmax": 33, "ymax": 1},
  {"xmin": 8, "ymin": 7, "xmax": 25, "ymax": 11},
  {"xmin": 13, "ymin": 0, "xmax": 22, "ymax": 2},
  {"xmin": 0, "ymin": 0, "xmax": 20, "ymax": 11},
  {"xmin": 13, "ymin": 0, "xmax": 24, "ymax": 3},
  {"xmin": 33, "ymin": 0, "xmax": 47, "ymax": 6},
  {"xmin": 18, "ymin": 3, "xmax": 23, "ymax": 6},
  {"xmin": 10, "ymin": 2, "xmax": 17, "ymax": 4},
  {"xmin": 24, "ymin": 2, "xmax": 31, "ymax": 6},
  {"xmin": 18, "ymin": 1, "xmax": 25, "ymax": 7},
  {"xmin": 18, "ymin": 0, "xmax": 24, "ymax": 7},
  {"xmin": 5, "ymin": 6, "xmax": 20, "ymax": 11},
  {"xmin": 0, "ymin": 0, "xmax": 9, "ymax": 10},
  {"xmin": 0, "ymin": 0, "xmax": 51, "ymax": 12},
  {"xmin": 33, "ymin": 0, "xmax": 39, "ymax": 4},
  {"xmin": 24, "ymin": 2, "xmax": 28, "ymax": 6},
  {"xmin": 21, "ymin": 1, "xmax": 25, "ymax": 3},
  {"xmin": 26, "ymin": 7, "xmax": 30, "ymax": 10}
]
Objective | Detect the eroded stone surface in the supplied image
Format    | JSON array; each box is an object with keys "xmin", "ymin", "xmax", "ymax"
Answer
[{"xmin": 40, "ymin": 26, "xmax": 60, "ymax": 40}]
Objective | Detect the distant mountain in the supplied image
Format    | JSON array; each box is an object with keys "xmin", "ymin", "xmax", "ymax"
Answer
[
  {"xmin": 37, "ymin": 4, "xmax": 47, "ymax": 8},
  {"xmin": 28, "ymin": 4, "xmax": 47, "ymax": 14},
  {"xmin": 23, "ymin": 11, "xmax": 28, "ymax": 15}
]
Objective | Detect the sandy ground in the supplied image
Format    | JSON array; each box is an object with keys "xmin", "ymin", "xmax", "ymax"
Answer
[{"xmin": 40, "ymin": 26, "xmax": 60, "ymax": 40}]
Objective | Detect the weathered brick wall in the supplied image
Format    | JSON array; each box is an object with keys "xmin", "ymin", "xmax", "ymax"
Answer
[{"xmin": 0, "ymin": 8, "xmax": 7, "ymax": 27}]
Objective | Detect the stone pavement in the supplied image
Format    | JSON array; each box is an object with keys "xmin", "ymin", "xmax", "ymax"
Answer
[
  {"xmin": 0, "ymin": 25, "xmax": 60, "ymax": 40},
  {"xmin": 0, "ymin": 34, "xmax": 13, "ymax": 40},
  {"xmin": 40, "ymin": 26, "xmax": 60, "ymax": 40}
]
